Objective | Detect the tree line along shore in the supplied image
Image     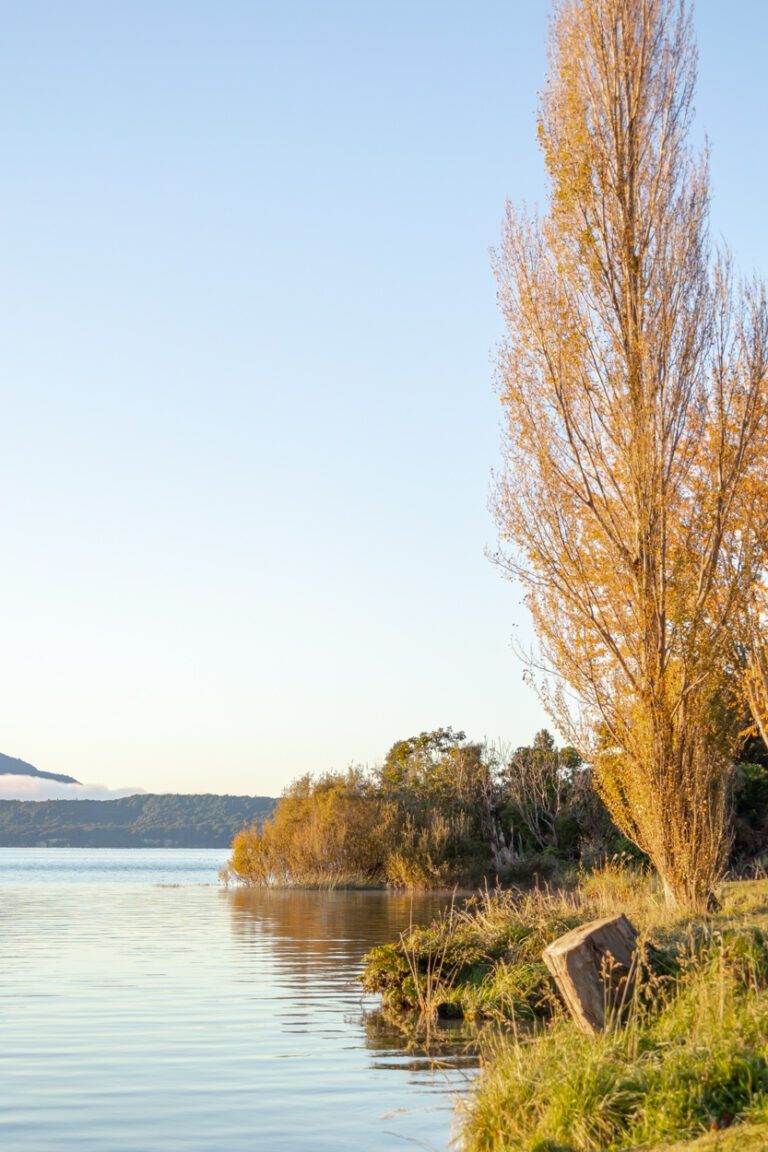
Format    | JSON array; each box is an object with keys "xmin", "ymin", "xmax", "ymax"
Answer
[{"xmin": 225, "ymin": 726, "xmax": 768, "ymax": 891}]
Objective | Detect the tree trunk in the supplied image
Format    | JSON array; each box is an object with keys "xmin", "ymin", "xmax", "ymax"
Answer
[{"xmin": 542, "ymin": 914, "xmax": 638, "ymax": 1035}]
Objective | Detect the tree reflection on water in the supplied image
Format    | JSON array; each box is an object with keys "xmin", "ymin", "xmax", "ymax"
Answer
[{"xmin": 222, "ymin": 886, "xmax": 483, "ymax": 1071}]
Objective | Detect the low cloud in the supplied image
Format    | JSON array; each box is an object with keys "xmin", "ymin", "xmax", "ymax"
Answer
[{"xmin": 0, "ymin": 776, "xmax": 146, "ymax": 802}]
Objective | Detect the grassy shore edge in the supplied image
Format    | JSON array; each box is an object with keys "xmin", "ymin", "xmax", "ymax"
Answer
[
  {"xmin": 648, "ymin": 1122, "xmax": 768, "ymax": 1151},
  {"xmin": 362, "ymin": 868, "xmax": 768, "ymax": 1152}
]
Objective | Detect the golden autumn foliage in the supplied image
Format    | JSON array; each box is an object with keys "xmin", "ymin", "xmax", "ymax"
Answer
[
  {"xmin": 745, "ymin": 588, "xmax": 768, "ymax": 753},
  {"xmin": 227, "ymin": 730, "xmax": 497, "ymax": 889},
  {"xmin": 229, "ymin": 769, "xmax": 387, "ymax": 887},
  {"xmin": 493, "ymin": 0, "xmax": 768, "ymax": 908}
]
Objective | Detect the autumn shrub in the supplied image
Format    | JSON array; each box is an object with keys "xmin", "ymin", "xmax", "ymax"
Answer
[
  {"xmin": 228, "ymin": 768, "xmax": 387, "ymax": 887},
  {"xmin": 228, "ymin": 728, "xmax": 501, "ymax": 889},
  {"xmin": 228, "ymin": 723, "xmax": 768, "ymax": 891}
]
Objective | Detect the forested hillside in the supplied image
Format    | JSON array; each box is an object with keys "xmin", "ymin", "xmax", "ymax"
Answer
[{"xmin": 0, "ymin": 793, "xmax": 275, "ymax": 847}]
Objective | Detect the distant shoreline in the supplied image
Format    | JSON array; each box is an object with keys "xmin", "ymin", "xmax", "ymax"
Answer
[{"xmin": 0, "ymin": 793, "xmax": 275, "ymax": 849}]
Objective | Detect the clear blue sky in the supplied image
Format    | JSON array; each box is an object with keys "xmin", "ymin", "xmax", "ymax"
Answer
[{"xmin": 0, "ymin": 1, "xmax": 765, "ymax": 796}]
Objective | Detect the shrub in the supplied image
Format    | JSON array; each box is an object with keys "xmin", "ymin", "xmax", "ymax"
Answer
[
  {"xmin": 229, "ymin": 728, "xmax": 499, "ymax": 889},
  {"xmin": 227, "ymin": 724, "xmax": 768, "ymax": 890},
  {"xmin": 228, "ymin": 768, "xmax": 386, "ymax": 887}
]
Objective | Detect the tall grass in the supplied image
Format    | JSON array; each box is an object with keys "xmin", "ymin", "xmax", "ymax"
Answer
[
  {"xmin": 362, "ymin": 862, "xmax": 670, "ymax": 1024},
  {"xmin": 361, "ymin": 865, "xmax": 768, "ymax": 1150},
  {"xmin": 462, "ymin": 927, "xmax": 768, "ymax": 1151},
  {"xmin": 395, "ymin": 901, "xmax": 460, "ymax": 1043}
]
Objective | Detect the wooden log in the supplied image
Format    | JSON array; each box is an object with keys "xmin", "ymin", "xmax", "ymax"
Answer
[{"xmin": 542, "ymin": 914, "xmax": 638, "ymax": 1035}]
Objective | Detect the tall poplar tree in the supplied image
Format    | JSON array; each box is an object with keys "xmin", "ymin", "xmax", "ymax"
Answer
[{"xmin": 494, "ymin": 0, "xmax": 768, "ymax": 908}]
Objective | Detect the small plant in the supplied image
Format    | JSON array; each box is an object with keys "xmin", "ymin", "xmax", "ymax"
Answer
[{"xmin": 397, "ymin": 902, "xmax": 459, "ymax": 1040}]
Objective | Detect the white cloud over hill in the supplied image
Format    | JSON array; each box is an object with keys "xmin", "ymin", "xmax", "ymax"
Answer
[{"xmin": 0, "ymin": 776, "xmax": 145, "ymax": 801}]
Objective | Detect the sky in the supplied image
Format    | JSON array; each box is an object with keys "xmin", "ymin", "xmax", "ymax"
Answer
[{"xmin": 0, "ymin": 1, "xmax": 766, "ymax": 798}]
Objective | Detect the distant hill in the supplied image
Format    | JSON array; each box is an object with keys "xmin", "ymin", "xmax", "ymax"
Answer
[
  {"xmin": 0, "ymin": 793, "xmax": 276, "ymax": 847},
  {"xmin": 0, "ymin": 752, "xmax": 80, "ymax": 785}
]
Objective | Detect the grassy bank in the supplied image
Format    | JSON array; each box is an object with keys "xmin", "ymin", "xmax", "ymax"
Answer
[
  {"xmin": 362, "ymin": 862, "xmax": 669, "ymax": 1022},
  {"xmin": 362, "ymin": 866, "xmax": 768, "ymax": 1151},
  {"xmin": 651, "ymin": 1125, "xmax": 768, "ymax": 1151}
]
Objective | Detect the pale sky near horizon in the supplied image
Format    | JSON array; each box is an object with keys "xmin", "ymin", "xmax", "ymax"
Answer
[{"xmin": 0, "ymin": 1, "xmax": 766, "ymax": 797}]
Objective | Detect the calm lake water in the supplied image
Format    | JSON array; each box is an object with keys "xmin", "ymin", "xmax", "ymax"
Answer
[{"xmin": 0, "ymin": 849, "xmax": 477, "ymax": 1151}]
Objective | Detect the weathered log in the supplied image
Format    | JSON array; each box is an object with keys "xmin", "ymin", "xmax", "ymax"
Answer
[{"xmin": 542, "ymin": 914, "xmax": 638, "ymax": 1035}]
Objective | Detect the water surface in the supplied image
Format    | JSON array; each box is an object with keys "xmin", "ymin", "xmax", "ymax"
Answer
[{"xmin": 0, "ymin": 849, "xmax": 476, "ymax": 1151}]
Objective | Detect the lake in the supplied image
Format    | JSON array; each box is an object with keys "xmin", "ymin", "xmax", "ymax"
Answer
[{"xmin": 0, "ymin": 848, "xmax": 477, "ymax": 1151}]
